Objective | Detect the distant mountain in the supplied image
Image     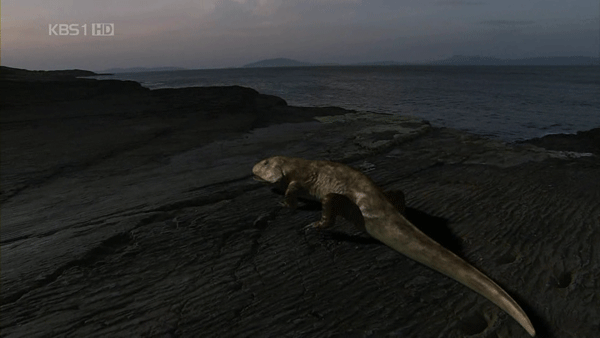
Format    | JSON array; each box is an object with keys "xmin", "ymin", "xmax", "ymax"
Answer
[
  {"xmin": 101, "ymin": 67, "xmax": 187, "ymax": 74},
  {"xmin": 351, "ymin": 61, "xmax": 409, "ymax": 66},
  {"xmin": 242, "ymin": 58, "xmax": 312, "ymax": 68},
  {"xmin": 427, "ymin": 55, "xmax": 600, "ymax": 66},
  {"xmin": 241, "ymin": 56, "xmax": 599, "ymax": 68}
]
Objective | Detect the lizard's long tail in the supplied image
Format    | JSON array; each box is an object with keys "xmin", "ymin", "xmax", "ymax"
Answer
[{"xmin": 366, "ymin": 216, "xmax": 536, "ymax": 336}]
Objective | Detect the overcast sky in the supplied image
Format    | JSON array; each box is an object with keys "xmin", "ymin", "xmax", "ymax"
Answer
[{"xmin": 2, "ymin": 0, "xmax": 599, "ymax": 70}]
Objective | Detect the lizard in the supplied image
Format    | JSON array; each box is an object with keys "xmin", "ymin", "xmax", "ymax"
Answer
[{"xmin": 252, "ymin": 155, "xmax": 535, "ymax": 336}]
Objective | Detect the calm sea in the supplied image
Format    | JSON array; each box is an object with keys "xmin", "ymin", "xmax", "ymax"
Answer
[{"xmin": 94, "ymin": 66, "xmax": 600, "ymax": 142}]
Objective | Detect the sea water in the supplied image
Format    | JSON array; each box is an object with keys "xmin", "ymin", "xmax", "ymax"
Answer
[{"xmin": 94, "ymin": 66, "xmax": 600, "ymax": 142}]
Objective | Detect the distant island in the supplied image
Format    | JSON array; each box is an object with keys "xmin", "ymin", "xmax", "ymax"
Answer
[
  {"xmin": 242, "ymin": 56, "xmax": 599, "ymax": 68},
  {"xmin": 242, "ymin": 58, "xmax": 313, "ymax": 68},
  {"xmin": 352, "ymin": 61, "xmax": 408, "ymax": 66},
  {"xmin": 242, "ymin": 58, "xmax": 411, "ymax": 68},
  {"xmin": 101, "ymin": 67, "xmax": 188, "ymax": 74},
  {"xmin": 426, "ymin": 55, "xmax": 600, "ymax": 66}
]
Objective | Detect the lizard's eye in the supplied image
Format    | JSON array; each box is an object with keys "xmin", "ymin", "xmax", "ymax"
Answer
[{"xmin": 263, "ymin": 160, "xmax": 269, "ymax": 165}]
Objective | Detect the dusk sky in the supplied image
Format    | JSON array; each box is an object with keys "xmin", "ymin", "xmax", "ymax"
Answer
[{"xmin": 2, "ymin": 0, "xmax": 599, "ymax": 71}]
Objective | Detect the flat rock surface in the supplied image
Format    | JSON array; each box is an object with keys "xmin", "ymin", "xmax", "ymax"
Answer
[{"xmin": 1, "ymin": 68, "xmax": 599, "ymax": 338}]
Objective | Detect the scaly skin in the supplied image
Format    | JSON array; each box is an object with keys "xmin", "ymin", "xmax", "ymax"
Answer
[{"xmin": 253, "ymin": 156, "xmax": 535, "ymax": 336}]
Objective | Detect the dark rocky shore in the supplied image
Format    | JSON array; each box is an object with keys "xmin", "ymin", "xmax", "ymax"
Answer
[
  {"xmin": 519, "ymin": 128, "xmax": 600, "ymax": 156},
  {"xmin": 1, "ymin": 67, "xmax": 598, "ymax": 338}
]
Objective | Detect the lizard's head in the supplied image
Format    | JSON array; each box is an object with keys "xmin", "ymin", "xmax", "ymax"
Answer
[{"xmin": 252, "ymin": 156, "xmax": 285, "ymax": 184}]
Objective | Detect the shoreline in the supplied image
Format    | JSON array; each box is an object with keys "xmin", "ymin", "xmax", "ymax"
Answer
[
  {"xmin": 1, "ymin": 67, "xmax": 598, "ymax": 337},
  {"xmin": 86, "ymin": 65, "xmax": 600, "ymax": 143}
]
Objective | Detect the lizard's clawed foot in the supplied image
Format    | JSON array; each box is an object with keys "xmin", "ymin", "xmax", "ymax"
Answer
[
  {"xmin": 303, "ymin": 222, "xmax": 316, "ymax": 231},
  {"xmin": 281, "ymin": 199, "xmax": 298, "ymax": 209},
  {"xmin": 279, "ymin": 201, "xmax": 296, "ymax": 209},
  {"xmin": 304, "ymin": 219, "xmax": 328, "ymax": 231},
  {"xmin": 303, "ymin": 221, "xmax": 322, "ymax": 231}
]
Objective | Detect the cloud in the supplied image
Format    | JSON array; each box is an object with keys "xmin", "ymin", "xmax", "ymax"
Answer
[
  {"xmin": 480, "ymin": 20, "xmax": 535, "ymax": 26},
  {"xmin": 435, "ymin": 1, "xmax": 484, "ymax": 5},
  {"xmin": 3, "ymin": 0, "xmax": 597, "ymax": 70},
  {"xmin": 579, "ymin": 16, "xmax": 599, "ymax": 24},
  {"xmin": 479, "ymin": 20, "xmax": 535, "ymax": 28}
]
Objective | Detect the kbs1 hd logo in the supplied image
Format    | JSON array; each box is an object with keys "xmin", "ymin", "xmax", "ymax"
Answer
[{"xmin": 48, "ymin": 23, "xmax": 114, "ymax": 36}]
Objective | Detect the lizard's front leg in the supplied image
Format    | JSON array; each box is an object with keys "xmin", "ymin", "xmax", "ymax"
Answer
[{"xmin": 283, "ymin": 181, "xmax": 301, "ymax": 209}]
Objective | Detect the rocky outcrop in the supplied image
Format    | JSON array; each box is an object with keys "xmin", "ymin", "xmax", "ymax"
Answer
[
  {"xmin": 519, "ymin": 128, "xmax": 600, "ymax": 156},
  {"xmin": 0, "ymin": 66, "xmax": 98, "ymax": 81}
]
